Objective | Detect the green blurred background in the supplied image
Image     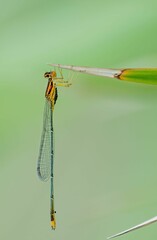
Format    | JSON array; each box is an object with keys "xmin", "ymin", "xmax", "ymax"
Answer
[{"xmin": 1, "ymin": 0, "xmax": 157, "ymax": 239}]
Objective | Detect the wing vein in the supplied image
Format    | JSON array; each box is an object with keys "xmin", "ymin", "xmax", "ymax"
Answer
[{"xmin": 37, "ymin": 100, "xmax": 52, "ymax": 181}]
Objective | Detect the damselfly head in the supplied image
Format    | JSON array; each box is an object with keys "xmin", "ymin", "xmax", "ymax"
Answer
[{"xmin": 44, "ymin": 71, "xmax": 57, "ymax": 79}]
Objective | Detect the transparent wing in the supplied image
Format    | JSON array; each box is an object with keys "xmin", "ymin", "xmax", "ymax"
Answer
[{"xmin": 37, "ymin": 99, "xmax": 52, "ymax": 181}]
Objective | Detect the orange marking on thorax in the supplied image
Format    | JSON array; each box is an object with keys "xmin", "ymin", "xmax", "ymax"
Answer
[{"xmin": 45, "ymin": 80, "xmax": 53, "ymax": 95}]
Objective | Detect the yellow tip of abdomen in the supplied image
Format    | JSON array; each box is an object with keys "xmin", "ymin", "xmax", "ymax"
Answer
[{"xmin": 51, "ymin": 215, "xmax": 56, "ymax": 230}]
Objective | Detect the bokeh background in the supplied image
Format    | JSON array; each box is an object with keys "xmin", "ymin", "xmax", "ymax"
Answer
[{"xmin": 1, "ymin": 0, "xmax": 157, "ymax": 239}]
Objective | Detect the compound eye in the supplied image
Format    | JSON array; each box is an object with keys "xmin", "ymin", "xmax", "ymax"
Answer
[{"xmin": 44, "ymin": 72, "xmax": 50, "ymax": 78}]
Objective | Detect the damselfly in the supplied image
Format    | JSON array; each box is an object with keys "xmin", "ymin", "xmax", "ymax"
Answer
[
  {"xmin": 38, "ymin": 64, "xmax": 157, "ymax": 233},
  {"xmin": 49, "ymin": 64, "xmax": 157, "ymax": 85},
  {"xmin": 37, "ymin": 70, "xmax": 71, "ymax": 229}
]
